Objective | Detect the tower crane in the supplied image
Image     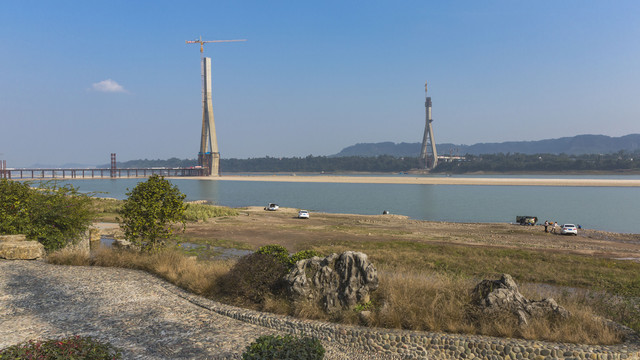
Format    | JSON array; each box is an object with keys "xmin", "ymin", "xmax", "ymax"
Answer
[{"xmin": 185, "ymin": 36, "xmax": 246, "ymax": 54}]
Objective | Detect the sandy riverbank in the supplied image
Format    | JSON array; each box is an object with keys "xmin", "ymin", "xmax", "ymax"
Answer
[{"xmin": 177, "ymin": 175, "xmax": 640, "ymax": 187}]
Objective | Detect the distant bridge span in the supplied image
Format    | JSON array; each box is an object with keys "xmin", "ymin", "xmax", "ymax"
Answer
[
  {"xmin": 0, "ymin": 153, "xmax": 205, "ymax": 180},
  {"xmin": 0, "ymin": 167, "xmax": 204, "ymax": 180}
]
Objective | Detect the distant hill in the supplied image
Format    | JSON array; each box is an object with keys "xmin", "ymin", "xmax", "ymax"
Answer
[{"xmin": 333, "ymin": 134, "xmax": 640, "ymax": 157}]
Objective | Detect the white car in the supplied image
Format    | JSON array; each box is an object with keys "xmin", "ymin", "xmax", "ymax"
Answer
[
  {"xmin": 265, "ymin": 203, "xmax": 279, "ymax": 211},
  {"xmin": 561, "ymin": 224, "xmax": 578, "ymax": 236},
  {"xmin": 298, "ymin": 210, "xmax": 310, "ymax": 219}
]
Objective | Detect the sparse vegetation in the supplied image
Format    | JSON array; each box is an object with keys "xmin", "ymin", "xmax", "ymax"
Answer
[
  {"xmin": 242, "ymin": 335, "xmax": 325, "ymax": 360},
  {"xmin": 93, "ymin": 198, "xmax": 238, "ymax": 223},
  {"xmin": 183, "ymin": 203, "xmax": 239, "ymax": 221},
  {"xmin": 0, "ymin": 335, "xmax": 122, "ymax": 359},
  {"xmin": 92, "ymin": 197, "xmax": 123, "ymax": 222}
]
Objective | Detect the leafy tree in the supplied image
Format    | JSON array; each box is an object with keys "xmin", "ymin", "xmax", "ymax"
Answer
[
  {"xmin": 29, "ymin": 181, "xmax": 96, "ymax": 251},
  {"xmin": 0, "ymin": 179, "xmax": 33, "ymax": 235},
  {"xmin": 118, "ymin": 175, "xmax": 187, "ymax": 252},
  {"xmin": 0, "ymin": 179, "xmax": 95, "ymax": 252}
]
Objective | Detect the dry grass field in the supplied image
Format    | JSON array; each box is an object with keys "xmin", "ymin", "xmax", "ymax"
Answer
[{"xmin": 67, "ymin": 203, "xmax": 640, "ymax": 344}]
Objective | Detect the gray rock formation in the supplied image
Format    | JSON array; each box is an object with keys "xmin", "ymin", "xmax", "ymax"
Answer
[
  {"xmin": 0, "ymin": 234, "xmax": 45, "ymax": 260},
  {"xmin": 112, "ymin": 238, "xmax": 136, "ymax": 250},
  {"xmin": 471, "ymin": 274, "xmax": 569, "ymax": 326},
  {"xmin": 285, "ymin": 251, "xmax": 378, "ymax": 313}
]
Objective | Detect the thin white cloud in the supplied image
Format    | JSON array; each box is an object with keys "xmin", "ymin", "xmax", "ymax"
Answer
[{"xmin": 91, "ymin": 79, "xmax": 127, "ymax": 93}]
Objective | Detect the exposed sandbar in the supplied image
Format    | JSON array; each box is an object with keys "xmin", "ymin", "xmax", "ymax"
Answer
[{"xmin": 180, "ymin": 175, "xmax": 640, "ymax": 187}]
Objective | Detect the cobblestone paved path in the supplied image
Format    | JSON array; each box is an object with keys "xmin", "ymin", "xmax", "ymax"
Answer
[{"xmin": 0, "ymin": 260, "xmax": 400, "ymax": 359}]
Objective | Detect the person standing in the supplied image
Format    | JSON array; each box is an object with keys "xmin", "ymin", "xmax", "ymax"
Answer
[{"xmin": 544, "ymin": 220, "xmax": 549, "ymax": 233}]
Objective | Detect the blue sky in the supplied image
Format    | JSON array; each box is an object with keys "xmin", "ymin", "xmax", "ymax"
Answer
[{"xmin": 1, "ymin": 1, "xmax": 639, "ymax": 166}]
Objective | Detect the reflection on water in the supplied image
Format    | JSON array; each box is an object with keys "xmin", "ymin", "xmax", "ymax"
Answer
[
  {"xmin": 100, "ymin": 238, "xmax": 115, "ymax": 247},
  {"xmin": 99, "ymin": 237, "xmax": 252, "ymax": 260}
]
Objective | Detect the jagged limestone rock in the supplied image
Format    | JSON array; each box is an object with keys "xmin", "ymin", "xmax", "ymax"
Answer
[
  {"xmin": 471, "ymin": 273, "xmax": 569, "ymax": 326},
  {"xmin": 285, "ymin": 251, "xmax": 378, "ymax": 313}
]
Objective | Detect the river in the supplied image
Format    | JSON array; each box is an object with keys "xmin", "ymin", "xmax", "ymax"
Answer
[{"xmin": 56, "ymin": 174, "xmax": 640, "ymax": 234}]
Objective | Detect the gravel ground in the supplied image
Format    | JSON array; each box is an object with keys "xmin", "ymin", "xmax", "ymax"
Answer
[{"xmin": 0, "ymin": 260, "xmax": 401, "ymax": 360}]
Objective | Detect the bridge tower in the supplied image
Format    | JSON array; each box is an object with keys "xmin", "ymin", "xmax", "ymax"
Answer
[
  {"xmin": 186, "ymin": 36, "xmax": 246, "ymax": 176},
  {"xmin": 198, "ymin": 57, "xmax": 219, "ymax": 176},
  {"xmin": 419, "ymin": 81, "xmax": 438, "ymax": 170}
]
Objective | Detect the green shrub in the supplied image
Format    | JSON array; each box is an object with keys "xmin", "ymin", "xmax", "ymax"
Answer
[
  {"xmin": 118, "ymin": 175, "xmax": 187, "ymax": 252},
  {"xmin": 242, "ymin": 334, "xmax": 325, "ymax": 360},
  {"xmin": 256, "ymin": 244, "xmax": 290, "ymax": 267},
  {"xmin": 183, "ymin": 203, "xmax": 239, "ymax": 221},
  {"xmin": 0, "ymin": 335, "xmax": 122, "ymax": 359},
  {"xmin": 256, "ymin": 245, "xmax": 321, "ymax": 269},
  {"xmin": 289, "ymin": 250, "xmax": 320, "ymax": 267},
  {"xmin": 218, "ymin": 253, "xmax": 288, "ymax": 304},
  {"xmin": 0, "ymin": 180, "xmax": 96, "ymax": 252}
]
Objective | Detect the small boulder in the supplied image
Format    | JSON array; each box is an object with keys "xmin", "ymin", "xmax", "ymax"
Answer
[
  {"xmin": 0, "ymin": 238, "xmax": 45, "ymax": 260},
  {"xmin": 112, "ymin": 238, "xmax": 135, "ymax": 250},
  {"xmin": 471, "ymin": 274, "xmax": 569, "ymax": 326},
  {"xmin": 0, "ymin": 234, "xmax": 27, "ymax": 242},
  {"xmin": 285, "ymin": 251, "xmax": 378, "ymax": 313}
]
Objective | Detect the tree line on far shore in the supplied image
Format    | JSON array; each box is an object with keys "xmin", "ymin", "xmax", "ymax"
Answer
[
  {"xmin": 105, "ymin": 155, "xmax": 422, "ymax": 173},
  {"xmin": 105, "ymin": 150, "xmax": 640, "ymax": 174},
  {"xmin": 431, "ymin": 151, "xmax": 640, "ymax": 173}
]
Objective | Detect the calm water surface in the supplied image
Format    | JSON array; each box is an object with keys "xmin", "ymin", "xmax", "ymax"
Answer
[{"xmin": 60, "ymin": 175, "xmax": 640, "ymax": 234}]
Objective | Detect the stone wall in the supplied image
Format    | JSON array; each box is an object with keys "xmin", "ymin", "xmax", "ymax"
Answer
[{"xmin": 157, "ymin": 278, "xmax": 640, "ymax": 359}]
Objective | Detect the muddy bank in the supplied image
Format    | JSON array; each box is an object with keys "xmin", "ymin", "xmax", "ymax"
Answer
[{"xmin": 176, "ymin": 207, "xmax": 640, "ymax": 260}]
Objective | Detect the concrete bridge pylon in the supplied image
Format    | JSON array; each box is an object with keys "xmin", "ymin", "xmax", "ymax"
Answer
[
  {"xmin": 186, "ymin": 36, "xmax": 246, "ymax": 176},
  {"xmin": 419, "ymin": 81, "xmax": 438, "ymax": 170},
  {"xmin": 198, "ymin": 57, "xmax": 219, "ymax": 176}
]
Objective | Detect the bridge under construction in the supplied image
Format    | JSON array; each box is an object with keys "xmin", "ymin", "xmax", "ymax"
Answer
[
  {"xmin": 0, "ymin": 154, "xmax": 202, "ymax": 180},
  {"xmin": 1, "ymin": 36, "xmax": 246, "ymax": 180}
]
